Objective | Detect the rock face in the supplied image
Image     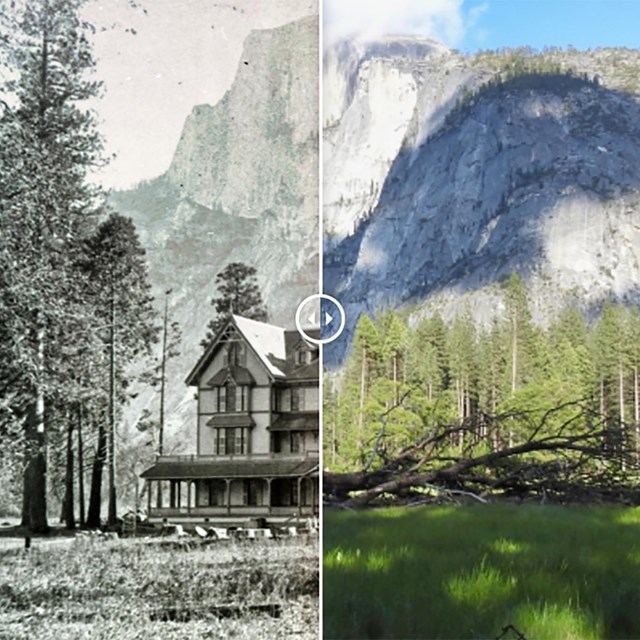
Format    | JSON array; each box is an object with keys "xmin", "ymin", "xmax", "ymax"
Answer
[
  {"xmin": 111, "ymin": 16, "xmax": 318, "ymax": 449},
  {"xmin": 324, "ymin": 39, "xmax": 640, "ymax": 364}
]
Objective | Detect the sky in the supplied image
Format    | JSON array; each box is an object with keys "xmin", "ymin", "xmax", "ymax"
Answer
[
  {"xmin": 84, "ymin": 0, "xmax": 640, "ymax": 190},
  {"xmin": 324, "ymin": 0, "xmax": 640, "ymax": 53},
  {"xmin": 84, "ymin": 0, "xmax": 315, "ymax": 190}
]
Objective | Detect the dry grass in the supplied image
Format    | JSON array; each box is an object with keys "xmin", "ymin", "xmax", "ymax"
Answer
[{"xmin": 0, "ymin": 534, "xmax": 318, "ymax": 640}]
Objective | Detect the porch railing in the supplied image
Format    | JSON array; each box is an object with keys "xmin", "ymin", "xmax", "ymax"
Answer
[
  {"xmin": 156, "ymin": 450, "xmax": 319, "ymax": 463},
  {"xmin": 148, "ymin": 505, "xmax": 316, "ymax": 518}
]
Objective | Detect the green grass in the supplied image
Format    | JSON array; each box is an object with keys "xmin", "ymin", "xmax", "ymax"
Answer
[
  {"xmin": 324, "ymin": 505, "xmax": 640, "ymax": 639},
  {"xmin": 0, "ymin": 536, "xmax": 318, "ymax": 639}
]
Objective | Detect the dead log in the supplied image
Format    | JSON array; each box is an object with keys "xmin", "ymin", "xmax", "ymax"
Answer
[{"xmin": 324, "ymin": 402, "xmax": 635, "ymax": 509}]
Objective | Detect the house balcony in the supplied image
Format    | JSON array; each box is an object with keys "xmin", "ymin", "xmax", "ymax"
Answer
[{"xmin": 153, "ymin": 450, "xmax": 319, "ymax": 464}]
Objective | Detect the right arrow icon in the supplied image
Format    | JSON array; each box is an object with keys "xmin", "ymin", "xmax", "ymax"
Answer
[{"xmin": 324, "ymin": 311, "xmax": 333, "ymax": 326}]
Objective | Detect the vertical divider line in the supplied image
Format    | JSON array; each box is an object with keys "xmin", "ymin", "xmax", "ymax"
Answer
[{"xmin": 318, "ymin": 2, "xmax": 325, "ymax": 639}]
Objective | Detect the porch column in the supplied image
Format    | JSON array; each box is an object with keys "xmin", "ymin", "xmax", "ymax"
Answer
[
  {"xmin": 297, "ymin": 477, "xmax": 302, "ymax": 518},
  {"xmin": 147, "ymin": 480, "xmax": 152, "ymax": 513},
  {"xmin": 265, "ymin": 478, "xmax": 272, "ymax": 511},
  {"xmin": 187, "ymin": 480, "xmax": 192, "ymax": 516},
  {"xmin": 225, "ymin": 478, "xmax": 231, "ymax": 515},
  {"xmin": 310, "ymin": 478, "xmax": 316, "ymax": 515}
]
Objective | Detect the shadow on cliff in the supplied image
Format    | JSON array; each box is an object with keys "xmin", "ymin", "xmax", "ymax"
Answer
[{"xmin": 324, "ymin": 71, "xmax": 640, "ymax": 365}]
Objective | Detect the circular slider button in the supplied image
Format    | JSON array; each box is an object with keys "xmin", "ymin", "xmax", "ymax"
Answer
[{"xmin": 295, "ymin": 294, "xmax": 346, "ymax": 345}]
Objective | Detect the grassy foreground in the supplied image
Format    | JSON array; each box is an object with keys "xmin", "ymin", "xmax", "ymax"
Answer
[
  {"xmin": 0, "ymin": 535, "xmax": 318, "ymax": 640},
  {"xmin": 324, "ymin": 504, "xmax": 640, "ymax": 639}
]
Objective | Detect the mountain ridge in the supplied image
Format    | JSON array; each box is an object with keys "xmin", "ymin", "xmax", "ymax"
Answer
[
  {"xmin": 111, "ymin": 15, "xmax": 319, "ymax": 450},
  {"xmin": 324, "ymin": 40, "xmax": 640, "ymax": 364}
]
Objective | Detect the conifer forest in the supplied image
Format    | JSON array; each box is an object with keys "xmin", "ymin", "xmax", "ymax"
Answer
[{"xmin": 324, "ymin": 274, "xmax": 640, "ymax": 507}]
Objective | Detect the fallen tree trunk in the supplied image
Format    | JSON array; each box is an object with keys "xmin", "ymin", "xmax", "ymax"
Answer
[{"xmin": 324, "ymin": 402, "xmax": 640, "ymax": 509}]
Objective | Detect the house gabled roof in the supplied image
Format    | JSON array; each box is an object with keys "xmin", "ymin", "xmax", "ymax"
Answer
[
  {"xmin": 185, "ymin": 315, "xmax": 288, "ymax": 386},
  {"xmin": 234, "ymin": 315, "xmax": 286, "ymax": 378},
  {"xmin": 185, "ymin": 315, "xmax": 322, "ymax": 387}
]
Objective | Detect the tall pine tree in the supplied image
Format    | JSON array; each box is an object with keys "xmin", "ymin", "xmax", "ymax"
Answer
[
  {"xmin": 0, "ymin": 0, "xmax": 105, "ymax": 532},
  {"xmin": 83, "ymin": 213, "xmax": 158, "ymax": 526}
]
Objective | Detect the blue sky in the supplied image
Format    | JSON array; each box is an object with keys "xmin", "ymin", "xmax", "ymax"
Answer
[
  {"xmin": 324, "ymin": 0, "xmax": 640, "ymax": 52},
  {"xmin": 462, "ymin": 0, "xmax": 640, "ymax": 53}
]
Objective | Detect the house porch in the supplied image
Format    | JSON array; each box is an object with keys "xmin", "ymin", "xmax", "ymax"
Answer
[{"xmin": 141, "ymin": 455, "xmax": 319, "ymax": 527}]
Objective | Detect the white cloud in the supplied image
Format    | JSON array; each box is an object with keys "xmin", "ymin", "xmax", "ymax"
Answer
[{"xmin": 324, "ymin": 0, "xmax": 479, "ymax": 48}]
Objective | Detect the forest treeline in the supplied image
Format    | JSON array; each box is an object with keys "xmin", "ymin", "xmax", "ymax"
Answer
[
  {"xmin": 0, "ymin": 0, "xmax": 162, "ymax": 532},
  {"xmin": 324, "ymin": 274, "xmax": 640, "ymax": 476}
]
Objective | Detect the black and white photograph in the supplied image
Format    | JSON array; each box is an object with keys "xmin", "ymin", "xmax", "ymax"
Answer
[{"xmin": 0, "ymin": 0, "xmax": 319, "ymax": 638}]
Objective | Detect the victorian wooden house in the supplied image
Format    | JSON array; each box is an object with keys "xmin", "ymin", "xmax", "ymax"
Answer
[{"xmin": 141, "ymin": 315, "xmax": 319, "ymax": 527}]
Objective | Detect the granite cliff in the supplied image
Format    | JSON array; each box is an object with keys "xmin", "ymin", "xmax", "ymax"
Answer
[
  {"xmin": 324, "ymin": 39, "xmax": 640, "ymax": 363},
  {"xmin": 111, "ymin": 16, "xmax": 318, "ymax": 449}
]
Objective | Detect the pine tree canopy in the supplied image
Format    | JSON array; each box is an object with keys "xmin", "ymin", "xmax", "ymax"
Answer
[{"xmin": 202, "ymin": 262, "xmax": 268, "ymax": 347}]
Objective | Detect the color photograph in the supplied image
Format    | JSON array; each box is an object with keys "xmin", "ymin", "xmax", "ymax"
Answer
[{"xmin": 323, "ymin": 1, "xmax": 640, "ymax": 638}]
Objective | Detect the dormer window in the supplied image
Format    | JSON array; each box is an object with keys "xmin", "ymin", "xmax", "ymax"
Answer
[{"xmin": 294, "ymin": 343, "xmax": 318, "ymax": 365}]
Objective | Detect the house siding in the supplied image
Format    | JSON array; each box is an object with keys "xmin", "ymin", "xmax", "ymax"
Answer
[
  {"xmin": 142, "ymin": 316, "xmax": 319, "ymax": 527},
  {"xmin": 197, "ymin": 341, "xmax": 272, "ymax": 453}
]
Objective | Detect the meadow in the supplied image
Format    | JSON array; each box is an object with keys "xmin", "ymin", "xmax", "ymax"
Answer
[
  {"xmin": 324, "ymin": 504, "xmax": 640, "ymax": 640},
  {"xmin": 0, "ymin": 534, "xmax": 318, "ymax": 640}
]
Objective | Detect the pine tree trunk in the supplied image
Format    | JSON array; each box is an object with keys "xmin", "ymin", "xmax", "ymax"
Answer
[
  {"xmin": 509, "ymin": 314, "xmax": 517, "ymax": 449},
  {"xmin": 159, "ymin": 294, "xmax": 168, "ymax": 456},
  {"xmin": 492, "ymin": 360, "xmax": 500, "ymax": 449},
  {"xmin": 108, "ymin": 296, "xmax": 117, "ymax": 525},
  {"xmin": 511, "ymin": 314, "xmax": 518, "ymax": 393},
  {"xmin": 491, "ymin": 363, "xmax": 498, "ymax": 415},
  {"xmin": 358, "ymin": 345, "xmax": 366, "ymax": 465},
  {"xmin": 21, "ymin": 324, "xmax": 49, "ymax": 534},
  {"xmin": 77, "ymin": 405, "xmax": 85, "ymax": 527},
  {"xmin": 393, "ymin": 354, "xmax": 397, "ymax": 404},
  {"xmin": 63, "ymin": 413, "xmax": 75, "ymax": 529},
  {"xmin": 599, "ymin": 376, "xmax": 610, "ymax": 454},
  {"xmin": 634, "ymin": 367, "xmax": 639, "ymax": 460},
  {"xmin": 619, "ymin": 362, "xmax": 626, "ymax": 470},
  {"xmin": 87, "ymin": 414, "xmax": 106, "ymax": 529},
  {"xmin": 464, "ymin": 378, "xmax": 473, "ymax": 444},
  {"xmin": 22, "ymin": 402, "xmax": 49, "ymax": 533},
  {"xmin": 332, "ymin": 402, "xmax": 337, "ymax": 467}
]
